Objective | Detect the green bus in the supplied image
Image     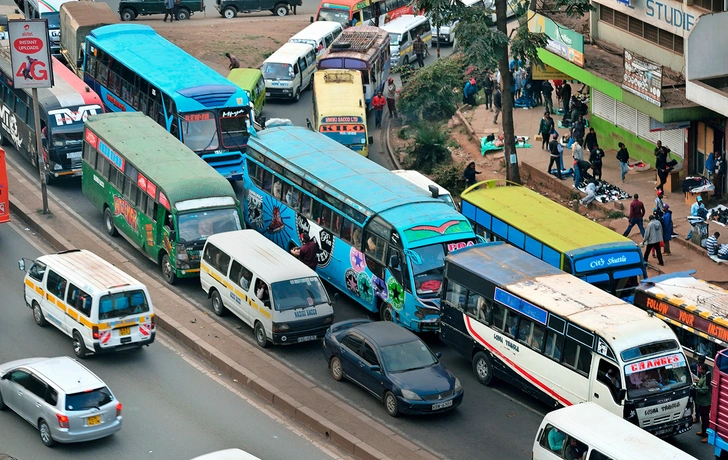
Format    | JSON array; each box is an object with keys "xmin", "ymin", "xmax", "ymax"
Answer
[{"xmin": 82, "ymin": 112, "xmax": 243, "ymax": 284}]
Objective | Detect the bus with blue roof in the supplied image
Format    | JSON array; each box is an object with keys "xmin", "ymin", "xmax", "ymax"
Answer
[
  {"xmin": 82, "ymin": 24, "xmax": 252, "ymax": 180},
  {"xmin": 242, "ymin": 126, "xmax": 478, "ymax": 332},
  {"xmin": 460, "ymin": 180, "xmax": 647, "ymax": 301}
]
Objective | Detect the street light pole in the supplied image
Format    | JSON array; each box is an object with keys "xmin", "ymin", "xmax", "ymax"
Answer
[{"xmin": 32, "ymin": 88, "xmax": 49, "ymax": 214}]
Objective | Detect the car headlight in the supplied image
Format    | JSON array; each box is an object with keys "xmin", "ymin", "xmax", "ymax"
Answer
[
  {"xmin": 272, "ymin": 322, "xmax": 289, "ymax": 332},
  {"xmin": 454, "ymin": 378, "xmax": 462, "ymax": 393},
  {"xmin": 323, "ymin": 315, "xmax": 334, "ymax": 325},
  {"xmin": 401, "ymin": 389, "xmax": 422, "ymax": 401}
]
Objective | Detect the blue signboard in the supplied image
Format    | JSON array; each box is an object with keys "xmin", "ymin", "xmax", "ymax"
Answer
[
  {"xmin": 98, "ymin": 139, "xmax": 124, "ymax": 171},
  {"xmin": 494, "ymin": 287, "xmax": 548, "ymax": 325},
  {"xmin": 573, "ymin": 251, "xmax": 642, "ymax": 274}
]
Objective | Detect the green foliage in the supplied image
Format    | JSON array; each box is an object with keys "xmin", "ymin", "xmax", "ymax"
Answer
[
  {"xmin": 454, "ymin": 9, "xmax": 508, "ymax": 70},
  {"xmin": 552, "ymin": 0, "xmax": 595, "ymax": 17},
  {"xmin": 432, "ymin": 161, "xmax": 467, "ymax": 198},
  {"xmin": 397, "ymin": 55, "xmax": 467, "ymax": 122},
  {"xmin": 416, "ymin": 0, "xmax": 463, "ymax": 30},
  {"xmin": 403, "ymin": 122, "xmax": 451, "ymax": 174},
  {"xmin": 606, "ymin": 210, "xmax": 626, "ymax": 219},
  {"xmin": 509, "ymin": 26, "xmax": 549, "ymax": 70}
]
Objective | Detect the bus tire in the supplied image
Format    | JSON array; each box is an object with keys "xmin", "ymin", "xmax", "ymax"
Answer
[
  {"xmin": 103, "ymin": 206, "xmax": 118, "ymax": 237},
  {"xmin": 472, "ymin": 351, "xmax": 493, "ymax": 386},
  {"xmin": 273, "ymin": 3, "xmax": 288, "ymax": 16},
  {"xmin": 210, "ymin": 289, "xmax": 227, "ymax": 316},
  {"xmin": 161, "ymin": 254, "xmax": 177, "ymax": 285},
  {"xmin": 254, "ymin": 321, "xmax": 269, "ymax": 348},
  {"xmin": 379, "ymin": 301, "xmax": 393, "ymax": 322},
  {"xmin": 223, "ymin": 6, "xmax": 236, "ymax": 18},
  {"xmin": 33, "ymin": 301, "xmax": 47, "ymax": 327},
  {"xmin": 120, "ymin": 8, "xmax": 135, "ymax": 21},
  {"xmin": 72, "ymin": 330, "xmax": 88, "ymax": 359},
  {"xmin": 177, "ymin": 8, "xmax": 190, "ymax": 20},
  {"xmin": 293, "ymin": 90, "xmax": 300, "ymax": 102}
]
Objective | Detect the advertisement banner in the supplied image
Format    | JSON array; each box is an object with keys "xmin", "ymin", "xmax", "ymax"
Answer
[
  {"xmin": 0, "ymin": 148, "xmax": 9, "ymax": 224},
  {"xmin": 649, "ymin": 118, "xmax": 690, "ymax": 132},
  {"xmin": 8, "ymin": 19, "xmax": 53, "ymax": 89},
  {"xmin": 532, "ymin": 63, "xmax": 571, "ymax": 81},
  {"xmin": 622, "ymin": 49, "xmax": 662, "ymax": 107},
  {"xmin": 528, "ymin": 11, "xmax": 585, "ymax": 68}
]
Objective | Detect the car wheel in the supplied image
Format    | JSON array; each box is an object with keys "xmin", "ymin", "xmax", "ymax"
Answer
[
  {"xmin": 33, "ymin": 301, "xmax": 47, "ymax": 327},
  {"xmin": 379, "ymin": 302, "xmax": 393, "ymax": 322},
  {"xmin": 330, "ymin": 357, "xmax": 343, "ymax": 381},
  {"xmin": 177, "ymin": 8, "xmax": 190, "ymax": 20},
  {"xmin": 384, "ymin": 391, "xmax": 399, "ymax": 417},
  {"xmin": 161, "ymin": 254, "xmax": 177, "ymax": 285},
  {"xmin": 293, "ymin": 90, "xmax": 300, "ymax": 102},
  {"xmin": 73, "ymin": 330, "xmax": 88, "ymax": 359},
  {"xmin": 103, "ymin": 206, "xmax": 118, "ymax": 236},
  {"xmin": 211, "ymin": 289, "xmax": 226, "ymax": 316},
  {"xmin": 223, "ymin": 6, "xmax": 236, "ymax": 18},
  {"xmin": 274, "ymin": 3, "xmax": 288, "ymax": 16},
  {"xmin": 120, "ymin": 8, "xmax": 135, "ymax": 21},
  {"xmin": 39, "ymin": 419, "xmax": 56, "ymax": 447},
  {"xmin": 472, "ymin": 351, "xmax": 493, "ymax": 386},
  {"xmin": 254, "ymin": 322, "xmax": 269, "ymax": 348}
]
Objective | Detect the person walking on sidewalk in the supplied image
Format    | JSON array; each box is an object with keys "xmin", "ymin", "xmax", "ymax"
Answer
[
  {"xmin": 584, "ymin": 128, "xmax": 598, "ymax": 152},
  {"xmin": 413, "ymin": 35, "xmax": 428, "ymax": 68},
  {"xmin": 623, "ymin": 194, "xmax": 646, "ymax": 237},
  {"xmin": 589, "ymin": 144, "xmax": 605, "ymax": 181},
  {"xmin": 493, "ymin": 89, "xmax": 502, "ymax": 124},
  {"xmin": 617, "ymin": 142, "xmax": 630, "ymax": 182},
  {"xmin": 386, "ymin": 78, "xmax": 397, "ymax": 118},
  {"xmin": 539, "ymin": 112, "xmax": 554, "ymax": 150},
  {"xmin": 643, "ymin": 215, "xmax": 664, "ymax": 266},
  {"xmin": 541, "ymin": 80, "xmax": 553, "ymax": 114},
  {"xmin": 463, "ymin": 161, "xmax": 481, "ymax": 187},
  {"xmin": 714, "ymin": 151, "xmax": 726, "ymax": 198},
  {"xmin": 371, "ymin": 91, "xmax": 386, "ymax": 129},
  {"xmin": 483, "ymin": 73, "xmax": 494, "ymax": 111},
  {"xmin": 695, "ymin": 363, "xmax": 712, "ymax": 444},
  {"xmin": 662, "ymin": 204, "xmax": 673, "ymax": 255},
  {"xmin": 548, "ymin": 134, "xmax": 563, "ymax": 179}
]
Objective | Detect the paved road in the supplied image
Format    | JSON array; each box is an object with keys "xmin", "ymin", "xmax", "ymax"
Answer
[{"xmin": 0, "ymin": 222, "xmax": 344, "ymax": 460}]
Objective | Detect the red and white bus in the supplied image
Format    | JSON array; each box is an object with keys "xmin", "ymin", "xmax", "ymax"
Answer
[{"xmin": 315, "ymin": 0, "xmax": 417, "ymax": 28}]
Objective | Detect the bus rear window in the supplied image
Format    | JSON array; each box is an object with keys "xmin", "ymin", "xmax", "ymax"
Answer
[
  {"xmin": 98, "ymin": 290, "xmax": 150, "ymax": 320},
  {"xmin": 620, "ymin": 339, "xmax": 680, "ymax": 362}
]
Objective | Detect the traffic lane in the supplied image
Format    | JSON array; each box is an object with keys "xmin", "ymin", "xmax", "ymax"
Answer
[{"xmin": 0, "ymin": 223, "xmax": 339, "ymax": 460}]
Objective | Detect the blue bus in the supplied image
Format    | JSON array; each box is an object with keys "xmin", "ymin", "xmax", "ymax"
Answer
[
  {"xmin": 82, "ymin": 24, "xmax": 252, "ymax": 180},
  {"xmin": 242, "ymin": 126, "xmax": 478, "ymax": 332}
]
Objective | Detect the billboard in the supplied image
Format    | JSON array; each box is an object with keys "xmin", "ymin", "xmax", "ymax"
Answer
[
  {"xmin": 0, "ymin": 148, "xmax": 9, "ymax": 224},
  {"xmin": 8, "ymin": 19, "xmax": 53, "ymax": 89},
  {"xmin": 622, "ymin": 49, "xmax": 662, "ymax": 107},
  {"xmin": 528, "ymin": 11, "xmax": 585, "ymax": 68}
]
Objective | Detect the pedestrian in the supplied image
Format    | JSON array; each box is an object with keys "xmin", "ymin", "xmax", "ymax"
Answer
[
  {"xmin": 493, "ymin": 88, "xmax": 502, "ymax": 124},
  {"xmin": 371, "ymin": 91, "xmax": 386, "ymax": 129},
  {"xmin": 560, "ymin": 81, "xmax": 571, "ymax": 119},
  {"xmin": 290, "ymin": 233, "xmax": 319, "ymax": 270},
  {"xmin": 413, "ymin": 35, "xmax": 428, "ymax": 68},
  {"xmin": 571, "ymin": 115, "xmax": 585, "ymax": 144},
  {"xmin": 163, "ymin": 0, "xmax": 175, "ymax": 22},
  {"xmin": 616, "ymin": 142, "xmax": 630, "ymax": 182},
  {"xmin": 686, "ymin": 195, "xmax": 708, "ymax": 240},
  {"xmin": 662, "ymin": 204, "xmax": 673, "ymax": 255},
  {"xmin": 580, "ymin": 181, "xmax": 596, "ymax": 206},
  {"xmin": 482, "ymin": 73, "xmax": 494, "ymax": 111},
  {"xmin": 584, "ymin": 127, "xmax": 598, "ymax": 152},
  {"xmin": 463, "ymin": 161, "xmax": 481, "ymax": 187},
  {"xmin": 695, "ymin": 363, "xmax": 712, "ymax": 444},
  {"xmin": 553, "ymin": 79, "xmax": 563, "ymax": 104},
  {"xmin": 386, "ymin": 78, "xmax": 397, "ymax": 118},
  {"xmin": 714, "ymin": 151, "xmax": 726, "ymax": 198},
  {"xmin": 463, "ymin": 78, "xmax": 478, "ymax": 106},
  {"xmin": 541, "ymin": 80, "xmax": 554, "ymax": 114},
  {"xmin": 654, "ymin": 190, "xmax": 666, "ymax": 217},
  {"xmin": 225, "ymin": 52, "xmax": 240, "ymax": 70},
  {"xmin": 655, "ymin": 146, "xmax": 671, "ymax": 193},
  {"xmin": 623, "ymin": 194, "xmax": 646, "ymax": 238},
  {"xmin": 173, "ymin": 0, "xmax": 180, "ymax": 20},
  {"xmin": 539, "ymin": 112, "xmax": 554, "ymax": 150},
  {"xmin": 572, "ymin": 138, "xmax": 584, "ymax": 186},
  {"xmin": 589, "ymin": 144, "xmax": 604, "ymax": 181},
  {"xmin": 548, "ymin": 134, "xmax": 563, "ymax": 180},
  {"xmin": 643, "ymin": 215, "xmax": 664, "ymax": 266},
  {"xmin": 706, "ymin": 232, "xmax": 720, "ymax": 256}
]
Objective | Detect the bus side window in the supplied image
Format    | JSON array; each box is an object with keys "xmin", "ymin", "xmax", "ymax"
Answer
[
  {"xmin": 340, "ymin": 218, "xmax": 354, "ymax": 244},
  {"xmin": 545, "ymin": 331, "xmax": 564, "ymax": 361},
  {"xmin": 262, "ymin": 169, "xmax": 273, "ymax": 193},
  {"xmin": 539, "ymin": 424, "xmax": 566, "ymax": 454},
  {"xmin": 597, "ymin": 359, "xmax": 622, "ymax": 402},
  {"xmin": 28, "ymin": 262, "xmax": 46, "ymax": 282},
  {"xmin": 46, "ymin": 270, "xmax": 67, "ymax": 300},
  {"xmin": 444, "ymin": 280, "xmax": 467, "ymax": 311},
  {"xmin": 229, "ymin": 261, "xmax": 253, "ymax": 291},
  {"xmin": 564, "ymin": 339, "xmax": 592, "ymax": 376},
  {"xmin": 283, "ymin": 184, "xmax": 300, "ymax": 210},
  {"xmin": 491, "ymin": 302, "xmax": 507, "ymax": 332},
  {"xmin": 300, "ymin": 193, "xmax": 312, "ymax": 217}
]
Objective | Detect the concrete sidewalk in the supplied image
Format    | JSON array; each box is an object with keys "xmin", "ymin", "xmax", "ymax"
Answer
[
  {"xmin": 462, "ymin": 101, "xmax": 728, "ymax": 284},
  {"xmin": 5, "ymin": 159, "xmax": 439, "ymax": 460}
]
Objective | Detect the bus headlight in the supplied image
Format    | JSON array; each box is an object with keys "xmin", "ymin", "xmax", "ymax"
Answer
[
  {"xmin": 176, "ymin": 245, "xmax": 189, "ymax": 262},
  {"xmin": 272, "ymin": 322, "xmax": 289, "ymax": 332}
]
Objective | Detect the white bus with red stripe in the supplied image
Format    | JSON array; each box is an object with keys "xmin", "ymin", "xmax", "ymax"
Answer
[
  {"xmin": 440, "ymin": 242, "xmax": 694, "ymax": 438},
  {"xmin": 20, "ymin": 249, "xmax": 155, "ymax": 359}
]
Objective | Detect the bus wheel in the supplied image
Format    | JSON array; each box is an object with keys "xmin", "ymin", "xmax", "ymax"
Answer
[
  {"xmin": 210, "ymin": 289, "xmax": 227, "ymax": 316},
  {"xmin": 254, "ymin": 322, "xmax": 269, "ymax": 348},
  {"xmin": 273, "ymin": 3, "xmax": 288, "ymax": 16},
  {"xmin": 33, "ymin": 301, "xmax": 47, "ymax": 327},
  {"xmin": 103, "ymin": 206, "xmax": 118, "ymax": 237},
  {"xmin": 379, "ymin": 302, "xmax": 393, "ymax": 322},
  {"xmin": 161, "ymin": 254, "xmax": 178, "ymax": 285},
  {"xmin": 72, "ymin": 330, "xmax": 88, "ymax": 359},
  {"xmin": 293, "ymin": 90, "xmax": 300, "ymax": 102},
  {"xmin": 473, "ymin": 351, "xmax": 493, "ymax": 386},
  {"xmin": 223, "ymin": 6, "xmax": 236, "ymax": 18},
  {"xmin": 120, "ymin": 8, "xmax": 135, "ymax": 21}
]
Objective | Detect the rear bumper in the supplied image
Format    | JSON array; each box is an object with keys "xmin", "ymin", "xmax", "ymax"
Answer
[
  {"xmin": 52, "ymin": 418, "xmax": 122, "ymax": 443},
  {"xmin": 643, "ymin": 415, "xmax": 693, "ymax": 437},
  {"xmin": 93, "ymin": 332, "xmax": 155, "ymax": 354}
]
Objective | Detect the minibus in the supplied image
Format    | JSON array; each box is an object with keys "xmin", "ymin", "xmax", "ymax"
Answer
[
  {"xmin": 19, "ymin": 249, "xmax": 156, "ymax": 358},
  {"xmin": 380, "ymin": 15, "xmax": 432, "ymax": 68},
  {"xmin": 288, "ymin": 21, "xmax": 343, "ymax": 61},
  {"xmin": 200, "ymin": 230, "xmax": 334, "ymax": 348},
  {"xmin": 391, "ymin": 169, "xmax": 456, "ymax": 209},
  {"xmin": 262, "ymin": 43, "xmax": 317, "ymax": 102},
  {"xmin": 228, "ymin": 68, "xmax": 266, "ymax": 117}
]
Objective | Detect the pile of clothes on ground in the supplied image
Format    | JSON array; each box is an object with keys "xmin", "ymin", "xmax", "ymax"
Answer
[
  {"xmin": 708, "ymin": 205, "xmax": 728, "ymax": 227},
  {"xmin": 576, "ymin": 179, "xmax": 631, "ymax": 203},
  {"xmin": 481, "ymin": 134, "xmax": 532, "ymax": 155}
]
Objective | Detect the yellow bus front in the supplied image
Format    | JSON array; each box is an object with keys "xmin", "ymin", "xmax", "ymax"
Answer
[{"xmin": 317, "ymin": 116, "xmax": 370, "ymax": 157}]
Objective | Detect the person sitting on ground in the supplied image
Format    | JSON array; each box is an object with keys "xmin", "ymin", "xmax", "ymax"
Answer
[
  {"xmin": 580, "ymin": 181, "xmax": 597, "ymax": 207},
  {"xmin": 706, "ymin": 232, "xmax": 720, "ymax": 256}
]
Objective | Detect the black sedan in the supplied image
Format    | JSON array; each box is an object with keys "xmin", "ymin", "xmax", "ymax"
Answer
[{"xmin": 322, "ymin": 319, "xmax": 463, "ymax": 417}]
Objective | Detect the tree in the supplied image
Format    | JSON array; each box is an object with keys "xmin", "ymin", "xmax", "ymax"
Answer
[
  {"xmin": 397, "ymin": 54, "xmax": 468, "ymax": 122},
  {"xmin": 416, "ymin": 0, "xmax": 460, "ymax": 59}
]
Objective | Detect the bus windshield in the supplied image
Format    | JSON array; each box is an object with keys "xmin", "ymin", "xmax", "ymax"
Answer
[
  {"xmin": 623, "ymin": 352, "xmax": 691, "ymax": 399},
  {"xmin": 317, "ymin": 8, "xmax": 351, "ymax": 25},
  {"xmin": 220, "ymin": 111, "xmax": 249, "ymax": 149},
  {"xmin": 271, "ymin": 277, "xmax": 329, "ymax": 312},
  {"xmin": 177, "ymin": 208, "xmax": 241, "ymax": 243},
  {"xmin": 410, "ymin": 244, "xmax": 447, "ymax": 297},
  {"xmin": 181, "ymin": 112, "xmax": 219, "ymax": 151},
  {"xmin": 51, "ymin": 130, "xmax": 84, "ymax": 151},
  {"xmin": 321, "ymin": 127, "xmax": 367, "ymax": 147},
  {"xmin": 262, "ymin": 63, "xmax": 294, "ymax": 81},
  {"xmin": 388, "ymin": 33, "xmax": 403, "ymax": 46}
]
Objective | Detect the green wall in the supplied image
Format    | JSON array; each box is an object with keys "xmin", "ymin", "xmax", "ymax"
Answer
[{"xmin": 590, "ymin": 115, "xmax": 655, "ymax": 165}]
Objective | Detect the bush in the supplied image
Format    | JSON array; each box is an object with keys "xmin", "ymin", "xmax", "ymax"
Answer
[
  {"xmin": 432, "ymin": 161, "xmax": 467, "ymax": 198},
  {"xmin": 403, "ymin": 122, "xmax": 450, "ymax": 174}
]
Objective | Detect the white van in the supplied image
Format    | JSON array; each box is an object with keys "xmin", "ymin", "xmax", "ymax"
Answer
[
  {"xmin": 380, "ymin": 15, "xmax": 432, "ymax": 68},
  {"xmin": 533, "ymin": 403, "xmax": 697, "ymax": 460},
  {"xmin": 289, "ymin": 21, "xmax": 343, "ymax": 61},
  {"xmin": 431, "ymin": 0, "xmax": 485, "ymax": 45},
  {"xmin": 19, "ymin": 249, "xmax": 155, "ymax": 358},
  {"xmin": 262, "ymin": 42, "xmax": 317, "ymax": 102},
  {"xmin": 17, "ymin": 0, "xmax": 75, "ymax": 56},
  {"xmin": 391, "ymin": 169, "xmax": 457, "ymax": 210},
  {"xmin": 200, "ymin": 230, "xmax": 334, "ymax": 348}
]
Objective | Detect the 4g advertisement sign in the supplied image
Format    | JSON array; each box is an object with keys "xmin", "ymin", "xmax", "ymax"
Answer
[{"xmin": 8, "ymin": 20, "xmax": 53, "ymax": 89}]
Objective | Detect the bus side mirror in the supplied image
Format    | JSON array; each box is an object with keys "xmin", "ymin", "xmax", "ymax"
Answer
[
  {"xmin": 332, "ymin": 292, "xmax": 339, "ymax": 304},
  {"xmin": 306, "ymin": 118, "xmax": 313, "ymax": 130},
  {"xmin": 18, "ymin": 259, "xmax": 25, "ymax": 271},
  {"xmin": 368, "ymin": 136, "xmax": 373, "ymax": 144},
  {"xmin": 428, "ymin": 184, "xmax": 440, "ymax": 199},
  {"xmin": 435, "ymin": 352, "xmax": 442, "ymax": 358},
  {"xmin": 389, "ymin": 254, "xmax": 400, "ymax": 270},
  {"xmin": 618, "ymin": 389, "xmax": 627, "ymax": 402},
  {"xmin": 169, "ymin": 230, "xmax": 176, "ymax": 241},
  {"xmin": 310, "ymin": 15, "xmax": 313, "ymax": 23},
  {"xmin": 264, "ymin": 299, "xmax": 271, "ymax": 308}
]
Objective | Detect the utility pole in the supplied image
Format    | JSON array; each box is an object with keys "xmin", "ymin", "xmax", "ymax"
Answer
[{"xmin": 495, "ymin": 0, "xmax": 521, "ymax": 184}]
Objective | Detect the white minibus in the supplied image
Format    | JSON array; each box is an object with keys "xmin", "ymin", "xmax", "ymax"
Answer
[
  {"xmin": 380, "ymin": 15, "xmax": 432, "ymax": 67},
  {"xmin": 200, "ymin": 230, "xmax": 334, "ymax": 348},
  {"xmin": 19, "ymin": 249, "xmax": 156, "ymax": 358},
  {"xmin": 262, "ymin": 42, "xmax": 317, "ymax": 102},
  {"xmin": 534, "ymin": 402, "xmax": 697, "ymax": 460},
  {"xmin": 288, "ymin": 21, "xmax": 343, "ymax": 61},
  {"xmin": 391, "ymin": 169, "xmax": 456, "ymax": 210}
]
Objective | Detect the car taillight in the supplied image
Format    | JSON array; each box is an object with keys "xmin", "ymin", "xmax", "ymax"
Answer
[
  {"xmin": 92, "ymin": 326, "xmax": 100, "ymax": 339},
  {"xmin": 56, "ymin": 413, "xmax": 69, "ymax": 428},
  {"xmin": 151, "ymin": 316, "xmax": 156, "ymax": 329},
  {"xmin": 116, "ymin": 402, "xmax": 122, "ymax": 417}
]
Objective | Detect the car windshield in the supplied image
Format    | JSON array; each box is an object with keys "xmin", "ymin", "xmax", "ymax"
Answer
[
  {"xmin": 50, "ymin": 130, "xmax": 83, "ymax": 151},
  {"xmin": 410, "ymin": 244, "xmax": 447, "ymax": 297},
  {"xmin": 65, "ymin": 387, "xmax": 113, "ymax": 411},
  {"xmin": 380, "ymin": 340, "xmax": 437, "ymax": 373},
  {"xmin": 623, "ymin": 352, "xmax": 691, "ymax": 399},
  {"xmin": 271, "ymin": 277, "xmax": 329, "ymax": 312},
  {"xmin": 388, "ymin": 33, "xmax": 403, "ymax": 46},
  {"xmin": 220, "ymin": 109, "xmax": 249, "ymax": 149},
  {"xmin": 181, "ymin": 111, "xmax": 219, "ymax": 151},
  {"xmin": 177, "ymin": 208, "xmax": 241, "ymax": 243},
  {"xmin": 99, "ymin": 289, "xmax": 150, "ymax": 320},
  {"xmin": 262, "ymin": 63, "xmax": 294, "ymax": 81},
  {"xmin": 42, "ymin": 12, "xmax": 60, "ymax": 29},
  {"xmin": 317, "ymin": 8, "xmax": 350, "ymax": 26}
]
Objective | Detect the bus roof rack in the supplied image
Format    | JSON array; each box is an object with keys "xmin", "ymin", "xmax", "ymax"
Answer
[{"xmin": 331, "ymin": 31, "xmax": 378, "ymax": 52}]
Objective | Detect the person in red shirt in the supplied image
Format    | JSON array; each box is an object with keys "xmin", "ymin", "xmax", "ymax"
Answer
[
  {"xmin": 291, "ymin": 233, "xmax": 318, "ymax": 271},
  {"xmin": 623, "ymin": 193, "xmax": 646, "ymax": 238},
  {"xmin": 371, "ymin": 91, "xmax": 386, "ymax": 129}
]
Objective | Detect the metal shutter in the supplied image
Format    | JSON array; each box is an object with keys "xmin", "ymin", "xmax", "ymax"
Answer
[
  {"xmin": 616, "ymin": 100, "xmax": 637, "ymax": 132},
  {"xmin": 660, "ymin": 129, "xmax": 685, "ymax": 158},
  {"xmin": 637, "ymin": 111, "xmax": 660, "ymax": 143},
  {"xmin": 592, "ymin": 89, "xmax": 615, "ymax": 123}
]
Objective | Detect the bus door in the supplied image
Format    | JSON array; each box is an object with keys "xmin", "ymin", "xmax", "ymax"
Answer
[
  {"xmin": 0, "ymin": 148, "xmax": 8, "ymax": 224},
  {"xmin": 590, "ymin": 357, "xmax": 625, "ymax": 417}
]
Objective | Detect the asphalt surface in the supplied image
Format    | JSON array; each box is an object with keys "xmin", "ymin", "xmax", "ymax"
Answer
[{"xmin": 0, "ymin": 223, "xmax": 343, "ymax": 460}]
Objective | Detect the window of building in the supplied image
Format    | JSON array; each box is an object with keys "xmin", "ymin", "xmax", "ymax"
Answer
[
  {"xmin": 695, "ymin": 0, "xmax": 725, "ymax": 12},
  {"xmin": 599, "ymin": 5, "xmax": 683, "ymax": 55}
]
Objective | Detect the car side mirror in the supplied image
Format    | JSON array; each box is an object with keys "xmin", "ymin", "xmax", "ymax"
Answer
[
  {"xmin": 1, "ymin": 373, "xmax": 9, "ymax": 380},
  {"xmin": 369, "ymin": 365, "xmax": 380, "ymax": 372},
  {"xmin": 435, "ymin": 352, "xmax": 442, "ymax": 359},
  {"xmin": 306, "ymin": 118, "xmax": 313, "ymax": 130},
  {"xmin": 618, "ymin": 389, "xmax": 627, "ymax": 402},
  {"xmin": 18, "ymin": 259, "xmax": 25, "ymax": 271},
  {"xmin": 368, "ymin": 136, "xmax": 374, "ymax": 144},
  {"xmin": 309, "ymin": 15, "xmax": 313, "ymax": 22}
]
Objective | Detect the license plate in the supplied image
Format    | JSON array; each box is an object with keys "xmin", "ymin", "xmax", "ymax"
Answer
[
  {"xmin": 653, "ymin": 427, "xmax": 674, "ymax": 437},
  {"xmin": 297, "ymin": 335, "xmax": 317, "ymax": 343},
  {"xmin": 119, "ymin": 327, "xmax": 130, "ymax": 336},
  {"xmin": 66, "ymin": 151, "xmax": 82, "ymax": 159},
  {"xmin": 432, "ymin": 400, "xmax": 453, "ymax": 410},
  {"xmin": 87, "ymin": 415, "xmax": 101, "ymax": 426}
]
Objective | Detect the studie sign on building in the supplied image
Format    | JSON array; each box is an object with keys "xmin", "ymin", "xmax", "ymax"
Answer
[
  {"xmin": 592, "ymin": 0, "xmax": 703, "ymax": 37},
  {"xmin": 8, "ymin": 20, "xmax": 53, "ymax": 89}
]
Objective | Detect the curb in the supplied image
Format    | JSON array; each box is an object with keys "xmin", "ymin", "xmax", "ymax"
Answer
[{"xmin": 382, "ymin": 115, "xmax": 401, "ymax": 170}]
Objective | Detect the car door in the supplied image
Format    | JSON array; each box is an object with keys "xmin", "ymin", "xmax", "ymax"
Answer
[
  {"xmin": 338, "ymin": 333, "xmax": 365, "ymax": 381},
  {"xmin": 358, "ymin": 341, "xmax": 386, "ymax": 399},
  {"xmin": 43, "ymin": 269, "xmax": 69, "ymax": 334},
  {"xmin": 20, "ymin": 374, "xmax": 51, "ymax": 428},
  {"xmin": 4, "ymin": 370, "xmax": 34, "ymax": 421},
  {"xmin": 227, "ymin": 260, "xmax": 253, "ymax": 325}
]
